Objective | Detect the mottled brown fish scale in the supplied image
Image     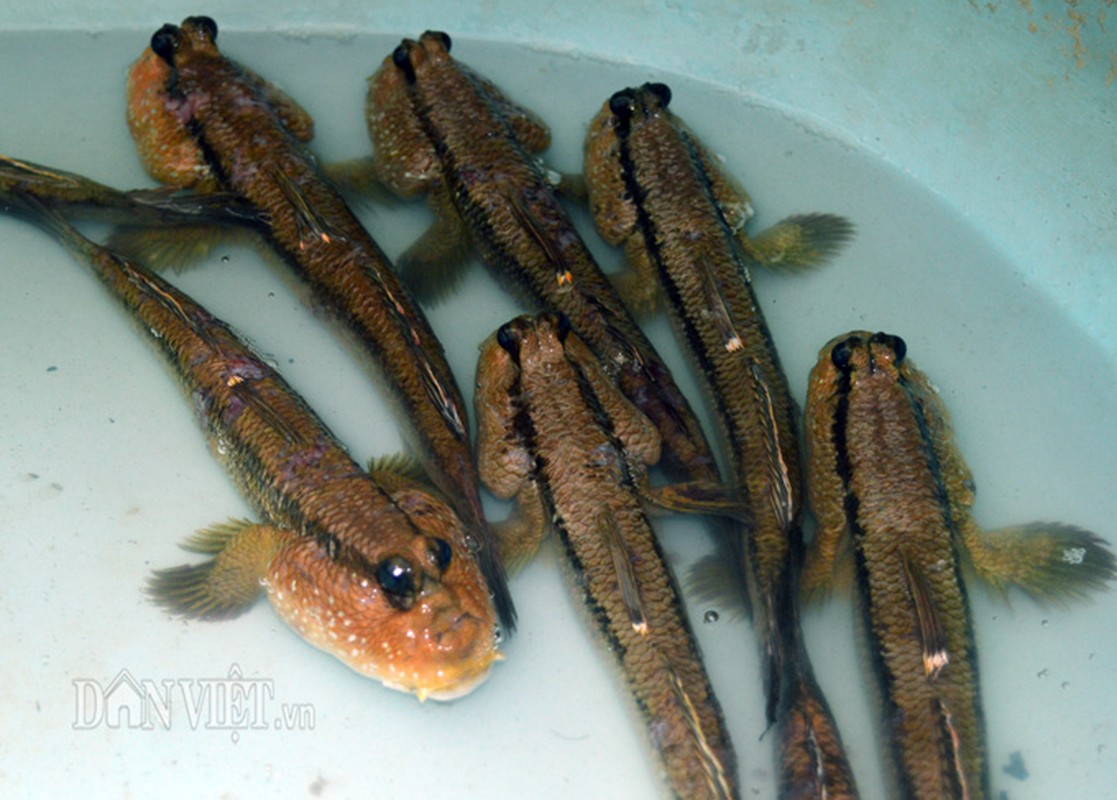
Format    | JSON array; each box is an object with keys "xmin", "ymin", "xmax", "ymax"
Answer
[
  {"xmin": 475, "ymin": 316, "xmax": 736, "ymax": 799},
  {"xmin": 584, "ymin": 85, "xmax": 856, "ymax": 799},
  {"xmin": 129, "ymin": 21, "xmax": 513, "ymax": 629},
  {"xmin": 843, "ymin": 368, "xmax": 983, "ymax": 800},
  {"xmin": 806, "ymin": 333, "xmax": 986, "ymax": 799},
  {"xmin": 369, "ymin": 34, "xmax": 718, "ymax": 483}
]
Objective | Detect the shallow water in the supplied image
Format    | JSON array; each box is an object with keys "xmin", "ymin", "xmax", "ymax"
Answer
[{"xmin": 1, "ymin": 29, "xmax": 1114, "ymax": 799}]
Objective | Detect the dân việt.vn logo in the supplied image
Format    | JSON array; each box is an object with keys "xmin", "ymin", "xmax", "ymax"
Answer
[{"xmin": 73, "ymin": 663, "xmax": 314, "ymax": 741}]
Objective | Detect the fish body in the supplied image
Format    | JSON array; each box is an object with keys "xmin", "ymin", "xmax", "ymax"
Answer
[
  {"xmin": 369, "ymin": 32, "xmax": 718, "ymax": 483},
  {"xmin": 125, "ymin": 17, "xmax": 514, "ymax": 631},
  {"xmin": 0, "ymin": 185, "xmax": 499, "ymax": 701},
  {"xmin": 584, "ymin": 84, "xmax": 856, "ymax": 798},
  {"xmin": 805, "ymin": 331, "xmax": 1116, "ymax": 798},
  {"xmin": 475, "ymin": 313, "xmax": 737, "ymax": 800}
]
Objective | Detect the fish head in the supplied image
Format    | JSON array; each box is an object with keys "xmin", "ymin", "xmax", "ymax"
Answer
[
  {"xmin": 811, "ymin": 330, "xmax": 910, "ymax": 395},
  {"xmin": 493, "ymin": 312, "xmax": 574, "ymax": 370},
  {"xmin": 264, "ymin": 489, "xmax": 501, "ymax": 701},
  {"xmin": 384, "ymin": 30, "xmax": 454, "ymax": 85},
  {"xmin": 125, "ymin": 20, "xmax": 221, "ymax": 191},
  {"xmin": 149, "ymin": 16, "xmax": 220, "ymax": 67}
]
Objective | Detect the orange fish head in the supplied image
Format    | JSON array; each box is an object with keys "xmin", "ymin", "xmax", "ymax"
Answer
[
  {"xmin": 124, "ymin": 44, "xmax": 218, "ymax": 191},
  {"xmin": 264, "ymin": 489, "xmax": 501, "ymax": 701}
]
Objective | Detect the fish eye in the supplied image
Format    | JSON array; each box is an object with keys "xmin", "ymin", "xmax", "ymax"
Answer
[
  {"xmin": 391, "ymin": 42, "xmax": 417, "ymax": 82},
  {"xmin": 423, "ymin": 30, "xmax": 452, "ymax": 52},
  {"xmin": 870, "ymin": 332, "xmax": 907, "ymax": 365},
  {"xmin": 830, "ymin": 337, "xmax": 860, "ymax": 370},
  {"xmin": 496, "ymin": 322, "xmax": 521, "ymax": 357},
  {"xmin": 645, "ymin": 82, "xmax": 672, "ymax": 108},
  {"xmin": 428, "ymin": 537, "xmax": 453, "ymax": 572},
  {"xmin": 151, "ymin": 24, "xmax": 179, "ymax": 63},
  {"xmin": 608, "ymin": 89, "xmax": 636, "ymax": 119},
  {"xmin": 377, "ymin": 556, "xmax": 417, "ymax": 609},
  {"xmin": 186, "ymin": 15, "xmax": 218, "ymax": 41}
]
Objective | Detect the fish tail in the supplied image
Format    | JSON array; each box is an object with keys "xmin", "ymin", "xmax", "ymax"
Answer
[
  {"xmin": 749, "ymin": 213, "xmax": 855, "ymax": 270},
  {"xmin": 148, "ymin": 519, "xmax": 294, "ymax": 619},
  {"xmin": 774, "ymin": 585, "xmax": 860, "ymax": 799},
  {"xmin": 776, "ymin": 651, "xmax": 860, "ymax": 800},
  {"xmin": 0, "ymin": 185, "xmax": 102, "ymax": 262}
]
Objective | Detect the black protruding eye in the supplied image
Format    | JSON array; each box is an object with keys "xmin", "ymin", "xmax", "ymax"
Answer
[
  {"xmin": 151, "ymin": 24, "xmax": 179, "ymax": 64},
  {"xmin": 555, "ymin": 312, "xmax": 572, "ymax": 343},
  {"xmin": 391, "ymin": 42, "xmax": 416, "ymax": 82},
  {"xmin": 496, "ymin": 322, "xmax": 520, "ymax": 357},
  {"xmin": 428, "ymin": 537, "xmax": 453, "ymax": 572},
  {"xmin": 608, "ymin": 89, "xmax": 636, "ymax": 119},
  {"xmin": 646, "ymin": 82, "xmax": 672, "ymax": 108},
  {"xmin": 424, "ymin": 30, "xmax": 452, "ymax": 51},
  {"xmin": 377, "ymin": 556, "xmax": 417, "ymax": 609},
  {"xmin": 186, "ymin": 15, "xmax": 218, "ymax": 41},
  {"xmin": 831, "ymin": 337, "xmax": 859, "ymax": 370},
  {"xmin": 870, "ymin": 331, "xmax": 906, "ymax": 365}
]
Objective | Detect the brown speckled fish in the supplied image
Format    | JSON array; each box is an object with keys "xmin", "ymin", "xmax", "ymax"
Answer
[
  {"xmin": 0, "ymin": 183, "xmax": 499, "ymax": 701},
  {"xmin": 368, "ymin": 31, "xmax": 719, "ymax": 484},
  {"xmin": 124, "ymin": 17, "xmax": 515, "ymax": 632},
  {"xmin": 804, "ymin": 331, "xmax": 1116, "ymax": 798},
  {"xmin": 584, "ymin": 83, "xmax": 856, "ymax": 798},
  {"xmin": 475, "ymin": 313, "xmax": 739, "ymax": 800}
]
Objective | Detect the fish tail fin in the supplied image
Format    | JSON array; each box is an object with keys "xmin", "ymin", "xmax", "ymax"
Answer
[
  {"xmin": 772, "ymin": 566, "xmax": 860, "ymax": 799},
  {"xmin": 748, "ymin": 213, "xmax": 855, "ymax": 271},
  {"xmin": 147, "ymin": 519, "xmax": 292, "ymax": 619},
  {"xmin": 963, "ymin": 520, "xmax": 1117, "ymax": 602},
  {"xmin": 776, "ymin": 640, "xmax": 861, "ymax": 800},
  {"xmin": 0, "ymin": 183, "xmax": 100, "ymax": 261}
]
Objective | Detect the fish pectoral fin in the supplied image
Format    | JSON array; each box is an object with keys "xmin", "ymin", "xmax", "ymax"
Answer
[
  {"xmin": 493, "ymin": 480, "xmax": 550, "ymax": 574},
  {"xmin": 643, "ymin": 480, "xmax": 752, "ymax": 524},
  {"xmin": 685, "ymin": 551, "xmax": 751, "ymax": 620},
  {"xmin": 747, "ymin": 213, "xmax": 855, "ymax": 271},
  {"xmin": 148, "ymin": 520, "xmax": 294, "ymax": 620},
  {"xmin": 396, "ymin": 188, "xmax": 474, "ymax": 305},
  {"xmin": 320, "ymin": 156, "xmax": 400, "ymax": 206},
  {"xmin": 365, "ymin": 452, "xmax": 439, "ymax": 494},
  {"xmin": 596, "ymin": 508, "xmax": 648, "ymax": 634},
  {"xmin": 900, "ymin": 553, "xmax": 950, "ymax": 680},
  {"xmin": 106, "ymin": 222, "xmax": 262, "ymax": 273},
  {"xmin": 553, "ymin": 171, "xmax": 586, "ymax": 201},
  {"xmin": 962, "ymin": 521, "xmax": 1117, "ymax": 603}
]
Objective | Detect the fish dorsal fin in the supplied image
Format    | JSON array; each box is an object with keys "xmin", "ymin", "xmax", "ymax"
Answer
[
  {"xmin": 271, "ymin": 168, "xmax": 339, "ymax": 250},
  {"xmin": 695, "ymin": 255, "xmax": 743, "ymax": 353},
  {"xmin": 596, "ymin": 508, "xmax": 648, "ymax": 635},
  {"xmin": 902, "ymin": 554, "xmax": 950, "ymax": 680},
  {"xmin": 500, "ymin": 182, "xmax": 575, "ymax": 289},
  {"xmin": 748, "ymin": 359, "xmax": 794, "ymax": 533}
]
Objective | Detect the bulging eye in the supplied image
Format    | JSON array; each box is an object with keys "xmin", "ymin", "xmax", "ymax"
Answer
[
  {"xmin": 424, "ymin": 30, "xmax": 452, "ymax": 51},
  {"xmin": 608, "ymin": 89, "xmax": 636, "ymax": 119},
  {"xmin": 187, "ymin": 15, "xmax": 218, "ymax": 41},
  {"xmin": 377, "ymin": 556, "xmax": 417, "ymax": 609},
  {"xmin": 868, "ymin": 331, "xmax": 907, "ymax": 365},
  {"xmin": 391, "ymin": 42, "xmax": 417, "ymax": 82},
  {"xmin": 428, "ymin": 537, "xmax": 453, "ymax": 572},
  {"xmin": 151, "ymin": 24, "xmax": 179, "ymax": 63},
  {"xmin": 831, "ymin": 336, "xmax": 860, "ymax": 370},
  {"xmin": 496, "ymin": 322, "xmax": 520, "ymax": 357},
  {"xmin": 645, "ymin": 82, "xmax": 672, "ymax": 108}
]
